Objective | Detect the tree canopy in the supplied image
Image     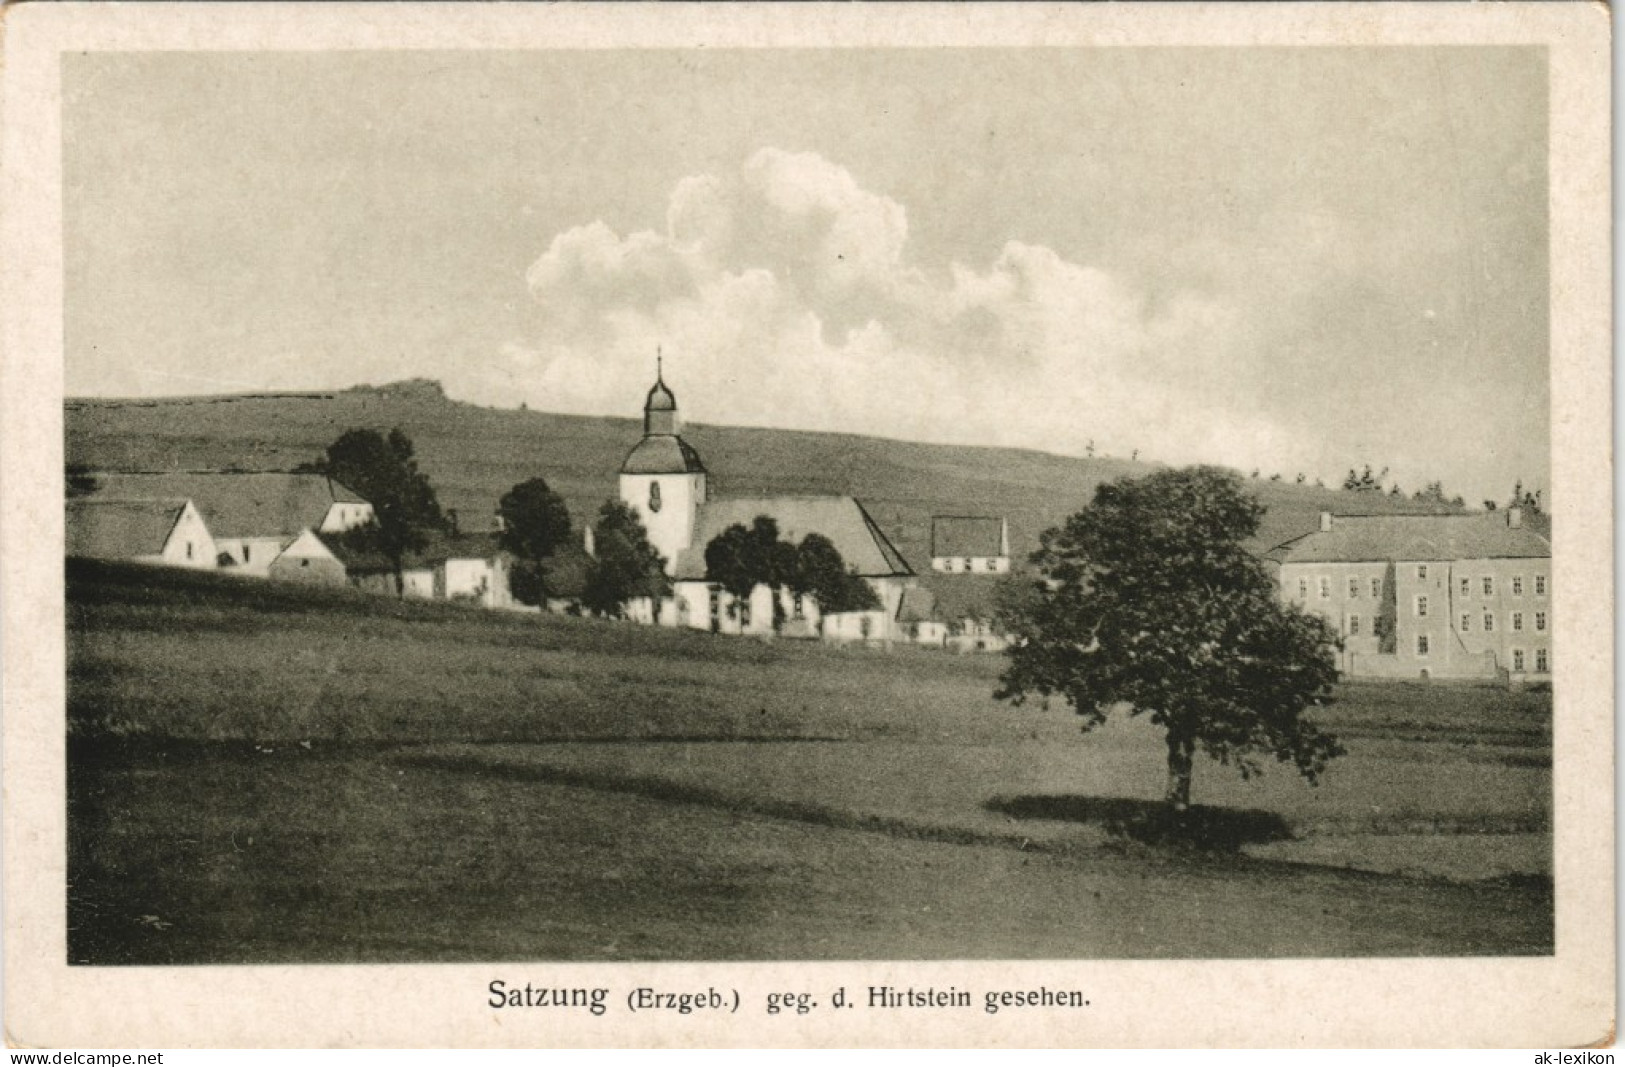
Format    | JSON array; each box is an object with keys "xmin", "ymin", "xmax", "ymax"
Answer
[
  {"xmin": 996, "ymin": 466, "xmax": 1344, "ymax": 810},
  {"xmin": 498, "ymin": 478, "xmax": 573, "ymax": 563},
  {"xmin": 582, "ymin": 500, "xmax": 669, "ymax": 618},
  {"xmin": 704, "ymin": 516, "xmax": 797, "ymax": 629},
  {"xmin": 791, "ymin": 533, "xmax": 881, "ymax": 622},
  {"xmin": 319, "ymin": 428, "xmax": 445, "ymax": 594}
]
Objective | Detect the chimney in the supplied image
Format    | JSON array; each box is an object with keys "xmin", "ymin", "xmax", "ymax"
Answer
[
  {"xmin": 1507, "ymin": 507, "xmax": 1523, "ymax": 529},
  {"xmin": 1319, "ymin": 512, "xmax": 1334, "ymax": 532},
  {"xmin": 583, "ymin": 525, "xmax": 596, "ymax": 558}
]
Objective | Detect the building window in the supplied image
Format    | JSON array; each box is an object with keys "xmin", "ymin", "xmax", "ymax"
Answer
[
  {"xmin": 1417, "ymin": 564, "xmax": 1428, "ymax": 580},
  {"xmin": 1415, "ymin": 595, "xmax": 1428, "ymax": 618},
  {"xmin": 1318, "ymin": 577, "xmax": 1330, "ymax": 599},
  {"xmin": 1348, "ymin": 614, "xmax": 1361, "ymax": 636},
  {"xmin": 1513, "ymin": 649, "xmax": 1525, "ymax": 672},
  {"xmin": 1483, "ymin": 612, "xmax": 1495, "ymax": 633},
  {"xmin": 1536, "ymin": 648, "xmax": 1549, "ymax": 673},
  {"xmin": 1371, "ymin": 578, "xmax": 1382, "ymax": 598},
  {"xmin": 1459, "ymin": 577, "xmax": 1471, "ymax": 598},
  {"xmin": 1512, "ymin": 576, "xmax": 1523, "ymax": 596},
  {"xmin": 1297, "ymin": 578, "xmax": 1308, "ymax": 600},
  {"xmin": 1460, "ymin": 613, "xmax": 1471, "ymax": 633},
  {"xmin": 1348, "ymin": 577, "xmax": 1360, "ymax": 598},
  {"xmin": 793, "ymin": 593, "xmax": 805, "ymax": 620},
  {"xmin": 648, "ymin": 481, "xmax": 662, "ymax": 514},
  {"xmin": 243, "ymin": 545, "xmax": 252, "ymax": 563},
  {"xmin": 1535, "ymin": 611, "xmax": 1547, "ymax": 632},
  {"xmin": 1417, "ymin": 634, "xmax": 1430, "ymax": 656},
  {"xmin": 1483, "ymin": 576, "xmax": 1494, "ymax": 597},
  {"xmin": 186, "ymin": 542, "xmax": 193, "ymax": 559},
  {"xmin": 1535, "ymin": 575, "xmax": 1547, "ymax": 596},
  {"xmin": 1512, "ymin": 612, "xmax": 1524, "ymax": 632}
]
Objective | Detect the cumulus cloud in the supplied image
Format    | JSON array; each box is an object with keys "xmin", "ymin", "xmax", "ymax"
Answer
[{"xmin": 483, "ymin": 147, "xmax": 1314, "ymax": 474}]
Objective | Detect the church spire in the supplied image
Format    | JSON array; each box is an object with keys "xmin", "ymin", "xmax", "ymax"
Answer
[{"xmin": 643, "ymin": 348, "xmax": 678, "ymax": 436}]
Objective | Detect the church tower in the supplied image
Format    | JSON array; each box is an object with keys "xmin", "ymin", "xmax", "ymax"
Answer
[{"xmin": 619, "ymin": 358, "xmax": 707, "ymax": 576}]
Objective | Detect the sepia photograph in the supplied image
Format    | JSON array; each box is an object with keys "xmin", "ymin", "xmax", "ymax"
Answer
[{"xmin": 2, "ymin": 2, "xmax": 1612, "ymax": 1049}]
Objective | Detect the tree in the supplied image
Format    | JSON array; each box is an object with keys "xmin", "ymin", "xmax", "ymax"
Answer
[
  {"xmin": 791, "ymin": 533, "xmax": 881, "ymax": 632},
  {"xmin": 582, "ymin": 500, "xmax": 669, "ymax": 618},
  {"xmin": 66, "ymin": 462, "xmax": 100, "ymax": 497},
  {"xmin": 996, "ymin": 466, "xmax": 1344, "ymax": 811},
  {"xmin": 319, "ymin": 428, "xmax": 445, "ymax": 595},
  {"xmin": 1342, "ymin": 464, "xmax": 1387, "ymax": 493},
  {"xmin": 498, "ymin": 478, "xmax": 572, "ymax": 562},
  {"xmin": 704, "ymin": 516, "xmax": 796, "ymax": 630},
  {"xmin": 1507, "ymin": 480, "xmax": 1543, "ymax": 516},
  {"xmin": 496, "ymin": 478, "xmax": 573, "ymax": 608}
]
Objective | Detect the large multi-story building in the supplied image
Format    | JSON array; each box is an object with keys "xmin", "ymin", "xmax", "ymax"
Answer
[{"xmin": 1265, "ymin": 510, "xmax": 1552, "ymax": 680}]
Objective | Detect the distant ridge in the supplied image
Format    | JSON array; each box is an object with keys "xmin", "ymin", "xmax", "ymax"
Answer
[{"xmin": 66, "ymin": 380, "xmax": 1467, "ymax": 618}]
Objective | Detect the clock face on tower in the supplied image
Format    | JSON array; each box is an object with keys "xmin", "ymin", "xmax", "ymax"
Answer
[{"xmin": 649, "ymin": 481, "xmax": 662, "ymax": 513}]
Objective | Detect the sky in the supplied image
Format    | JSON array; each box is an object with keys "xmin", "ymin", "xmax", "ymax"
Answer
[{"xmin": 63, "ymin": 47, "xmax": 1549, "ymax": 506}]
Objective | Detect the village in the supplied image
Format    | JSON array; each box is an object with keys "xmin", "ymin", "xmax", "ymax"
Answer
[{"xmin": 64, "ymin": 368, "xmax": 1552, "ymax": 684}]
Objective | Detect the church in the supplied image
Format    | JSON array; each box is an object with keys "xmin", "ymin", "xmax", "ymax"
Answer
[{"xmin": 615, "ymin": 365, "xmax": 920, "ymax": 640}]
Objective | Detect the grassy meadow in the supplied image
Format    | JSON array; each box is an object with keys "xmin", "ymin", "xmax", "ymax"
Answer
[{"xmin": 67, "ymin": 561, "xmax": 1552, "ymax": 963}]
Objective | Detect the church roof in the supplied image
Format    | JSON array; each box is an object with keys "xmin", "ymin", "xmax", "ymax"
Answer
[
  {"xmin": 1265, "ymin": 512, "xmax": 1552, "ymax": 565},
  {"xmin": 621, "ymin": 435, "xmax": 707, "ymax": 476},
  {"xmin": 897, "ymin": 586, "xmax": 938, "ymax": 624},
  {"xmin": 674, "ymin": 496, "xmax": 914, "ymax": 580}
]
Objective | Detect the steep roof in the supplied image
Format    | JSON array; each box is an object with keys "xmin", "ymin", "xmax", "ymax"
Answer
[
  {"xmin": 620, "ymin": 435, "xmax": 707, "ymax": 476},
  {"xmin": 1266, "ymin": 513, "xmax": 1552, "ymax": 565},
  {"xmin": 674, "ymin": 496, "xmax": 914, "ymax": 581},
  {"xmin": 897, "ymin": 585, "xmax": 937, "ymax": 624},
  {"xmin": 82, "ymin": 471, "xmax": 366, "ymax": 539},
  {"xmin": 931, "ymin": 516, "xmax": 1006, "ymax": 558},
  {"xmin": 66, "ymin": 498, "xmax": 190, "ymax": 559}
]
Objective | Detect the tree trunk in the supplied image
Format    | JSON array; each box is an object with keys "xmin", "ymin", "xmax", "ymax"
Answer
[{"xmin": 1165, "ymin": 733, "xmax": 1194, "ymax": 811}]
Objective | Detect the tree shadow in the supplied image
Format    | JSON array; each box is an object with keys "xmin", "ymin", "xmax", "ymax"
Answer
[{"xmin": 986, "ymin": 794, "xmax": 1294, "ymax": 852}]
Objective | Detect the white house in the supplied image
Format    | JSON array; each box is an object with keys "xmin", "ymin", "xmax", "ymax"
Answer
[
  {"xmin": 66, "ymin": 497, "xmax": 217, "ymax": 569},
  {"xmin": 265, "ymin": 527, "xmax": 347, "ymax": 585},
  {"xmin": 931, "ymin": 516, "xmax": 1010, "ymax": 574}
]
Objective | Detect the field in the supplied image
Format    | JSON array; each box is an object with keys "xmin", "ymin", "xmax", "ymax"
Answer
[{"xmin": 67, "ymin": 561, "xmax": 1553, "ymax": 963}]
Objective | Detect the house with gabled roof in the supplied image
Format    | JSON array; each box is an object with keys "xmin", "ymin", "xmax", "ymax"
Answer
[
  {"xmin": 80, "ymin": 471, "xmax": 373, "ymax": 576},
  {"xmin": 613, "ymin": 365, "xmax": 919, "ymax": 640},
  {"xmin": 322, "ymin": 529, "xmax": 517, "ymax": 608},
  {"xmin": 1265, "ymin": 509, "xmax": 1552, "ymax": 680},
  {"xmin": 931, "ymin": 516, "xmax": 1010, "ymax": 574},
  {"xmin": 66, "ymin": 497, "xmax": 217, "ymax": 569}
]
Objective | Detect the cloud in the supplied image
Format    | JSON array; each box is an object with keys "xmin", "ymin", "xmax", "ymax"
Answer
[{"xmin": 485, "ymin": 147, "xmax": 1316, "ymax": 475}]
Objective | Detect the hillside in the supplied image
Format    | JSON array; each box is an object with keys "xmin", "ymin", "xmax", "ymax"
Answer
[{"xmin": 66, "ymin": 381, "xmax": 1466, "ymax": 607}]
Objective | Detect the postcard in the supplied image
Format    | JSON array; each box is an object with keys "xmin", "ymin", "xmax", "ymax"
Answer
[{"xmin": 2, "ymin": 2, "xmax": 1612, "ymax": 1049}]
